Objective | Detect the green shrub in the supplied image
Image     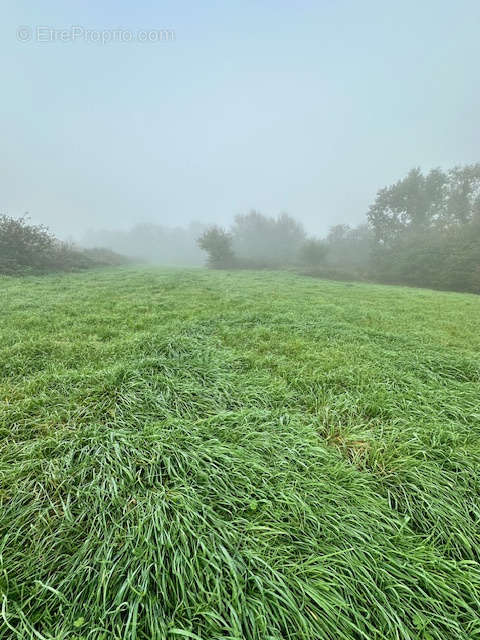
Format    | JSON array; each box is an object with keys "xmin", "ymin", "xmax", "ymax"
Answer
[
  {"xmin": 197, "ymin": 226, "xmax": 236, "ymax": 269},
  {"xmin": 0, "ymin": 215, "xmax": 128, "ymax": 275}
]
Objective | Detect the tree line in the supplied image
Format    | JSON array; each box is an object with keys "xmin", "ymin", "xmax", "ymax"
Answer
[
  {"xmin": 2, "ymin": 162, "xmax": 479, "ymax": 292},
  {"xmin": 198, "ymin": 163, "xmax": 480, "ymax": 294},
  {"xmin": 367, "ymin": 164, "xmax": 480, "ymax": 292},
  {"xmin": 197, "ymin": 212, "xmax": 326, "ymax": 270}
]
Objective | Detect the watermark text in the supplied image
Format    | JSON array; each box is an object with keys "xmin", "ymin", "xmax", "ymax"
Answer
[{"xmin": 17, "ymin": 25, "xmax": 175, "ymax": 44}]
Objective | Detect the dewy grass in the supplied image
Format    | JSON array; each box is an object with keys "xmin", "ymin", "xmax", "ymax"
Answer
[{"xmin": 1, "ymin": 267, "xmax": 480, "ymax": 639}]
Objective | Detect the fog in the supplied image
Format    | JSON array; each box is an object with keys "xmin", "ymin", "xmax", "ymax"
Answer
[{"xmin": 2, "ymin": 0, "xmax": 480, "ymax": 244}]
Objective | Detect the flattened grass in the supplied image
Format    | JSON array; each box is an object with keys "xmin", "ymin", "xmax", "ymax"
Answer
[{"xmin": 1, "ymin": 267, "xmax": 480, "ymax": 639}]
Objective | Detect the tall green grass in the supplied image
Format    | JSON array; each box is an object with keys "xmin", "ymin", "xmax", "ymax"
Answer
[{"xmin": 1, "ymin": 268, "xmax": 479, "ymax": 639}]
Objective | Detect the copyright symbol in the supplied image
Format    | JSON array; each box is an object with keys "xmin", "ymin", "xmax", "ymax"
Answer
[{"xmin": 17, "ymin": 26, "xmax": 32, "ymax": 42}]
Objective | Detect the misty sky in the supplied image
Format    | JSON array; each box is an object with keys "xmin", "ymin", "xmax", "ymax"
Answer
[{"xmin": 2, "ymin": 0, "xmax": 480, "ymax": 239}]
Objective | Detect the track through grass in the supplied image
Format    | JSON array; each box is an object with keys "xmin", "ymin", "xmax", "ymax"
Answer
[{"xmin": 1, "ymin": 267, "xmax": 480, "ymax": 639}]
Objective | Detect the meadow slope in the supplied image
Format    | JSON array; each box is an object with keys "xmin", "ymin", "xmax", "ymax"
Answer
[{"xmin": 1, "ymin": 267, "xmax": 480, "ymax": 640}]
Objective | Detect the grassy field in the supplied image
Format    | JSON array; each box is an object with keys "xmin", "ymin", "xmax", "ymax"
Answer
[{"xmin": 1, "ymin": 267, "xmax": 480, "ymax": 640}]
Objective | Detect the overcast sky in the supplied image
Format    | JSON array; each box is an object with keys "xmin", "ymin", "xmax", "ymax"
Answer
[{"xmin": 2, "ymin": 0, "xmax": 480, "ymax": 239}]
